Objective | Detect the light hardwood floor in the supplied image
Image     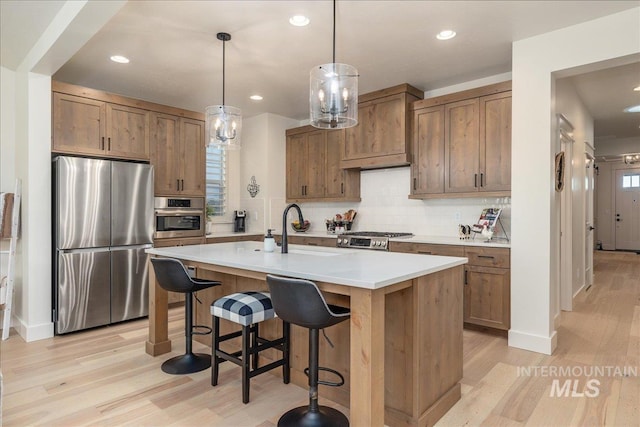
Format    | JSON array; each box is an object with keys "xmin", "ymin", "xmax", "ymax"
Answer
[{"xmin": 1, "ymin": 251, "xmax": 638, "ymax": 426}]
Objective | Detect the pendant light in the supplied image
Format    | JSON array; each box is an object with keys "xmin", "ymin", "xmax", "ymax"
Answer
[
  {"xmin": 205, "ymin": 32, "xmax": 242, "ymax": 149},
  {"xmin": 310, "ymin": 0, "xmax": 358, "ymax": 129}
]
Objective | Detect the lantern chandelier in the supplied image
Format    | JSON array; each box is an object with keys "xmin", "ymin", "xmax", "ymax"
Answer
[
  {"xmin": 310, "ymin": 0, "xmax": 358, "ymax": 129},
  {"xmin": 205, "ymin": 32, "xmax": 242, "ymax": 149}
]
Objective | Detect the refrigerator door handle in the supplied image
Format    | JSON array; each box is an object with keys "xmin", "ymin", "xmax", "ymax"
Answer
[
  {"xmin": 110, "ymin": 244, "xmax": 153, "ymax": 251},
  {"xmin": 59, "ymin": 247, "xmax": 111, "ymax": 255}
]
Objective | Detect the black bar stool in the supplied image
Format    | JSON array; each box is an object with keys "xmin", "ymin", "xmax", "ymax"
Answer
[
  {"xmin": 150, "ymin": 258, "xmax": 221, "ymax": 375},
  {"xmin": 211, "ymin": 291, "xmax": 290, "ymax": 403},
  {"xmin": 266, "ymin": 274, "xmax": 350, "ymax": 427}
]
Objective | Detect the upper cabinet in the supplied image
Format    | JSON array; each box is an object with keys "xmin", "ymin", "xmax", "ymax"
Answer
[
  {"xmin": 53, "ymin": 93, "xmax": 150, "ymax": 161},
  {"xmin": 410, "ymin": 81, "xmax": 512, "ymax": 199},
  {"xmin": 286, "ymin": 125, "xmax": 360, "ymax": 203},
  {"xmin": 52, "ymin": 81, "xmax": 206, "ymax": 197},
  {"xmin": 341, "ymin": 84, "xmax": 423, "ymax": 169},
  {"xmin": 150, "ymin": 114, "xmax": 205, "ymax": 197}
]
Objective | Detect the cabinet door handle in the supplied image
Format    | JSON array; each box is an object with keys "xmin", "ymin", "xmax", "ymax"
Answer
[
  {"xmin": 474, "ymin": 174, "xmax": 478, "ymax": 188},
  {"xmin": 417, "ymin": 251, "xmax": 433, "ymax": 255},
  {"xmin": 107, "ymin": 137, "xmax": 111, "ymax": 151},
  {"xmin": 181, "ymin": 179, "xmax": 184, "ymax": 191},
  {"xmin": 341, "ymin": 182, "xmax": 344, "ymax": 194},
  {"xmin": 177, "ymin": 179, "xmax": 180, "ymax": 190},
  {"xmin": 464, "ymin": 269, "xmax": 468, "ymax": 285},
  {"xmin": 480, "ymin": 173, "xmax": 484, "ymax": 187},
  {"xmin": 478, "ymin": 255, "xmax": 495, "ymax": 259},
  {"xmin": 413, "ymin": 177, "xmax": 417, "ymax": 191},
  {"xmin": 101, "ymin": 137, "xmax": 105, "ymax": 150}
]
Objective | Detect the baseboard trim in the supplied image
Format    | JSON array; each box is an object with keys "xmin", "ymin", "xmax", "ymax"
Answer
[
  {"xmin": 508, "ymin": 329, "xmax": 557, "ymax": 355},
  {"xmin": 12, "ymin": 315, "xmax": 54, "ymax": 342},
  {"xmin": 573, "ymin": 283, "xmax": 586, "ymax": 298}
]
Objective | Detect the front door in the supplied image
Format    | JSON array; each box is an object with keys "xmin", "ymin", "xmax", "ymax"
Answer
[{"xmin": 615, "ymin": 168, "xmax": 640, "ymax": 250}]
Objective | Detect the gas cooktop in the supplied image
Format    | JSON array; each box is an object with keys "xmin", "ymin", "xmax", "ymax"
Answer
[{"xmin": 336, "ymin": 231, "xmax": 414, "ymax": 250}]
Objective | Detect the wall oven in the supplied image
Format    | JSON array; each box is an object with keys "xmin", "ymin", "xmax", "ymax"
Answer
[{"xmin": 154, "ymin": 197, "xmax": 205, "ymax": 239}]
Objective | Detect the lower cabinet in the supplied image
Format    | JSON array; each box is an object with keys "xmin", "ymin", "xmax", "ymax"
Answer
[
  {"xmin": 205, "ymin": 234, "xmax": 262, "ymax": 244},
  {"xmin": 390, "ymin": 241, "xmax": 510, "ymax": 332},
  {"xmin": 153, "ymin": 237, "xmax": 205, "ymax": 303},
  {"xmin": 464, "ymin": 265, "xmax": 510, "ymax": 330}
]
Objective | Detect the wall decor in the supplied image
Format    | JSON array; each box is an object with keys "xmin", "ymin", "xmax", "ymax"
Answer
[
  {"xmin": 247, "ymin": 175, "xmax": 260, "ymax": 198},
  {"xmin": 555, "ymin": 151, "xmax": 565, "ymax": 192}
]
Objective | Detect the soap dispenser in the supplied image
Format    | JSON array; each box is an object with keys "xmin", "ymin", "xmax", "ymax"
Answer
[{"xmin": 264, "ymin": 229, "xmax": 276, "ymax": 252}]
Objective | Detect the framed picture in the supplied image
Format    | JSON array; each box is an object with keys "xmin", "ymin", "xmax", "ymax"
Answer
[{"xmin": 472, "ymin": 208, "xmax": 502, "ymax": 233}]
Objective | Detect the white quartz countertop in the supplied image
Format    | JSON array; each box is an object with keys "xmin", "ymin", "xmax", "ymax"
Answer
[
  {"xmin": 146, "ymin": 241, "xmax": 467, "ymax": 290},
  {"xmin": 281, "ymin": 231, "xmax": 510, "ymax": 248}
]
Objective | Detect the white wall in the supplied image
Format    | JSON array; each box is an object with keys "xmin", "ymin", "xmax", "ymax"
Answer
[
  {"xmin": 511, "ymin": 8, "xmax": 640, "ymax": 355},
  {"xmin": 595, "ymin": 137, "xmax": 640, "ymax": 157},
  {"xmin": 0, "ymin": 67, "xmax": 17, "ymax": 281},
  {"xmin": 555, "ymin": 78, "xmax": 594, "ymax": 298},
  {"xmin": 237, "ymin": 113, "xmax": 299, "ymax": 235}
]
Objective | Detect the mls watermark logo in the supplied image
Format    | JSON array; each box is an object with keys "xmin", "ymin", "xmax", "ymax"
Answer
[
  {"xmin": 550, "ymin": 378, "xmax": 600, "ymax": 397},
  {"xmin": 517, "ymin": 365, "xmax": 638, "ymax": 398}
]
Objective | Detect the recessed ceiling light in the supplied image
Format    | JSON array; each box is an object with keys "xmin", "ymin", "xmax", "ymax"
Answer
[
  {"xmin": 623, "ymin": 104, "xmax": 640, "ymax": 113},
  {"xmin": 110, "ymin": 55, "xmax": 129, "ymax": 64},
  {"xmin": 250, "ymin": 95, "xmax": 263, "ymax": 101},
  {"xmin": 436, "ymin": 30, "xmax": 456, "ymax": 40},
  {"xmin": 634, "ymin": 85, "xmax": 640, "ymax": 91},
  {"xmin": 289, "ymin": 15, "xmax": 310, "ymax": 26}
]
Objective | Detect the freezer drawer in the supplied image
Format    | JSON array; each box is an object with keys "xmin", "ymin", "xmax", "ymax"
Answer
[
  {"xmin": 111, "ymin": 246, "xmax": 150, "ymax": 323},
  {"xmin": 56, "ymin": 249, "xmax": 111, "ymax": 334}
]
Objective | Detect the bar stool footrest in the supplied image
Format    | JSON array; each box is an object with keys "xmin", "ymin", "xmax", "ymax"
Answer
[
  {"xmin": 192, "ymin": 325, "xmax": 212, "ymax": 336},
  {"xmin": 303, "ymin": 366, "xmax": 345, "ymax": 387}
]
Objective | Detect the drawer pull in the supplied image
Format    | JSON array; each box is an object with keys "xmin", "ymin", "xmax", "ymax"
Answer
[
  {"xmin": 478, "ymin": 255, "xmax": 495, "ymax": 259},
  {"xmin": 417, "ymin": 251, "xmax": 433, "ymax": 255}
]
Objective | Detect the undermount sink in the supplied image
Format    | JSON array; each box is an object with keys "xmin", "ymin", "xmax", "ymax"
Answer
[{"xmin": 287, "ymin": 249, "xmax": 339, "ymax": 257}]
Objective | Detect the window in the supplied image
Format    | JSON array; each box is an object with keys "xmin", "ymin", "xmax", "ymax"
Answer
[
  {"xmin": 206, "ymin": 145, "xmax": 227, "ymax": 216},
  {"xmin": 622, "ymin": 174, "xmax": 640, "ymax": 189}
]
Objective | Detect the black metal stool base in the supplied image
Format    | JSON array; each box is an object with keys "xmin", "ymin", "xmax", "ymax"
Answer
[
  {"xmin": 277, "ymin": 406, "xmax": 349, "ymax": 427},
  {"xmin": 161, "ymin": 353, "xmax": 211, "ymax": 375}
]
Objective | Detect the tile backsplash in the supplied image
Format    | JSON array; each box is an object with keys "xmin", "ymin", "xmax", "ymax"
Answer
[{"xmin": 296, "ymin": 167, "xmax": 511, "ymax": 238}]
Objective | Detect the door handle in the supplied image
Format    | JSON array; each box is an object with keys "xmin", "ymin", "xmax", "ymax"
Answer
[
  {"xmin": 181, "ymin": 179, "xmax": 184, "ymax": 191},
  {"xmin": 588, "ymin": 226, "xmax": 595, "ymax": 231},
  {"xmin": 480, "ymin": 173, "xmax": 484, "ymax": 187},
  {"xmin": 474, "ymin": 174, "xmax": 478, "ymax": 188},
  {"xmin": 101, "ymin": 137, "xmax": 105, "ymax": 150},
  {"xmin": 107, "ymin": 137, "xmax": 111, "ymax": 151},
  {"xmin": 177, "ymin": 179, "xmax": 180, "ymax": 190},
  {"xmin": 341, "ymin": 182, "xmax": 344, "ymax": 194}
]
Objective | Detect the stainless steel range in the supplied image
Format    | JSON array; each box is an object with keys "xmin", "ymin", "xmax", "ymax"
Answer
[{"xmin": 336, "ymin": 231, "xmax": 413, "ymax": 251}]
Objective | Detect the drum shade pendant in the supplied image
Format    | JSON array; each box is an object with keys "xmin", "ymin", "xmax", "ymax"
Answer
[
  {"xmin": 310, "ymin": 0, "xmax": 358, "ymax": 129},
  {"xmin": 206, "ymin": 32, "xmax": 241, "ymax": 149}
]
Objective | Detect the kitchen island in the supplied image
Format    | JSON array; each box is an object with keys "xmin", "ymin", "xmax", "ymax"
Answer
[{"xmin": 146, "ymin": 241, "xmax": 467, "ymax": 427}]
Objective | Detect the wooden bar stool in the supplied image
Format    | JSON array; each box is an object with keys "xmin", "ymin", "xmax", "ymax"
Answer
[
  {"xmin": 150, "ymin": 258, "xmax": 221, "ymax": 375},
  {"xmin": 266, "ymin": 274, "xmax": 350, "ymax": 427},
  {"xmin": 211, "ymin": 291, "xmax": 290, "ymax": 403}
]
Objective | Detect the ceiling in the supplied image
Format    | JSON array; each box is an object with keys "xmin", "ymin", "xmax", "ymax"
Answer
[{"xmin": 3, "ymin": 1, "xmax": 639, "ymax": 140}]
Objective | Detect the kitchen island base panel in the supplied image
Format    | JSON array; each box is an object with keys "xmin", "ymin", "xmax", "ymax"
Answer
[
  {"xmin": 186, "ymin": 265, "xmax": 463, "ymax": 427},
  {"xmin": 145, "ymin": 244, "xmax": 465, "ymax": 427}
]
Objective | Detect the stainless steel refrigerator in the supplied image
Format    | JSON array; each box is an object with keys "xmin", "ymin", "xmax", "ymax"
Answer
[{"xmin": 53, "ymin": 156, "xmax": 154, "ymax": 334}]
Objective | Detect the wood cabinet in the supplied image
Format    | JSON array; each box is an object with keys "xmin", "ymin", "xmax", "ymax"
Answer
[
  {"xmin": 341, "ymin": 84, "xmax": 423, "ymax": 169},
  {"xmin": 410, "ymin": 82, "xmax": 511, "ymax": 199},
  {"xmin": 463, "ymin": 246, "xmax": 510, "ymax": 331},
  {"xmin": 389, "ymin": 240, "xmax": 510, "ymax": 332},
  {"xmin": 388, "ymin": 241, "xmax": 464, "ymax": 257},
  {"xmin": 205, "ymin": 234, "xmax": 262, "ymax": 244},
  {"xmin": 286, "ymin": 126, "xmax": 360, "ymax": 202},
  {"xmin": 53, "ymin": 93, "xmax": 150, "ymax": 160},
  {"xmin": 151, "ymin": 113, "xmax": 205, "ymax": 196}
]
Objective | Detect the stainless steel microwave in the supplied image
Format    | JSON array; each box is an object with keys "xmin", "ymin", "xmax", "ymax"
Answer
[{"xmin": 154, "ymin": 197, "xmax": 205, "ymax": 239}]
